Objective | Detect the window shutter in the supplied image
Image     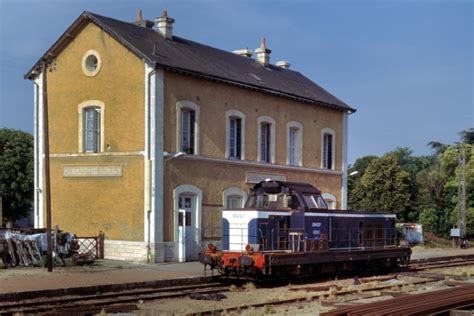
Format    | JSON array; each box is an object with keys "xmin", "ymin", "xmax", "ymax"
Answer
[
  {"xmin": 236, "ymin": 118, "xmax": 241, "ymax": 159},
  {"xmin": 260, "ymin": 123, "xmax": 266, "ymax": 162},
  {"xmin": 289, "ymin": 128, "xmax": 297, "ymax": 165},
  {"xmin": 84, "ymin": 107, "xmax": 100, "ymax": 153},
  {"xmin": 229, "ymin": 118, "xmax": 236, "ymax": 158},
  {"xmin": 189, "ymin": 110, "xmax": 195, "ymax": 154},
  {"xmin": 327, "ymin": 134, "xmax": 333, "ymax": 169},
  {"xmin": 261, "ymin": 123, "xmax": 271, "ymax": 163},
  {"xmin": 323, "ymin": 133, "xmax": 333, "ymax": 169},
  {"xmin": 94, "ymin": 108, "xmax": 100, "ymax": 152}
]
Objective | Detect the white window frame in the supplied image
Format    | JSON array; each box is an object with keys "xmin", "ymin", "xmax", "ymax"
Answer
[
  {"xmin": 322, "ymin": 193, "xmax": 337, "ymax": 210},
  {"xmin": 257, "ymin": 116, "xmax": 276, "ymax": 164},
  {"xmin": 321, "ymin": 127, "xmax": 336, "ymax": 170},
  {"xmin": 78, "ymin": 100, "xmax": 105, "ymax": 153},
  {"xmin": 286, "ymin": 121, "xmax": 303, "ymax": 166},
  {"xmin": 225, "ymin": 110, "xmax": 246, "ymax": 160},
  {"xmin": 223, "ymin": 187, "xmax": 248, "ymax": 209},
  {"xmin": 176, "ymin": 101, "xmax": 200, "ymax": 155}
]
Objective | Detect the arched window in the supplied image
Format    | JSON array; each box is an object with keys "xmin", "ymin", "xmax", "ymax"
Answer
[
  {"xmin": 322, "ymin": 193, "xmax": 337, "ymax": 210},
  {"xmin": 223, "ymin": 187, "xmax": 247, "ymax": 209},
  {"xmin": 257, "ymin": 116, "xmax": 276, "ymax": 163},
  {"xmin": 287, "ymin": 121, "xmax": 303, "ymax": 166},
  {"xmin": 321, "ymin": 128, "xmax": 336, "ymax": 170},
  {"xmin": 226, "ymin": 110, "xmax": 246, "ymax": 160},
  {"xmin": 177, "ymin": 101, "xmax": 200, "ymax": 155},
  {"xmin": 78, "ymin": 100, "xmax": 105, "ymax": 153}
]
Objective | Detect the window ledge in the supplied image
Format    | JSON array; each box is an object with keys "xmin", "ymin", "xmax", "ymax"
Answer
[{"xmin": 181, "ymin": 154, "xmax": 342, "ymax": 175}]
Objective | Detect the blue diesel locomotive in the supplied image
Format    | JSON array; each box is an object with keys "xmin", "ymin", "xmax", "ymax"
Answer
[{"xmin": 199, "ymin": 180, "xmax": 411, "ymax": 278}]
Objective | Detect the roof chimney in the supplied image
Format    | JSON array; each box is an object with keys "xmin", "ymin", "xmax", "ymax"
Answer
[
  {"xmin": 232, "ymin": 48, "xmax": 253, "ymax": 58},
  {"xmin": 276, "ymin": 61, "xmax": 291, "ymax": 69},
  {"xmin": 155, "ymin": 10, "xmax": 175, "ymax": 40},
  {"xmin": 134, "ymin": 9, "xmax": 155, "ymax": 28},
  {"xmin": 255, "ymin": 37, "xmax": 271, "ymax": 66}
]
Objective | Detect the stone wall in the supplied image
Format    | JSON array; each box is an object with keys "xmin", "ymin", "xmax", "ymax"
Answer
[{"xmin": 104, "ymin": 239, "xmax": 148, "ymax": 262}]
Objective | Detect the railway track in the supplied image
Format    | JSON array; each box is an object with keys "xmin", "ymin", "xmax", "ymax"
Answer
[
  {"xmin": 409, "ymin": 254, "xmax": 474, "ymax": 270},
  {"xmin": 0, "ymin": 282, "xmax": 230, "ymax": 315},
  {"xmin": 3, "ymin": 253, "xmax": 473, "ymax": 315},
  {"xmin": 322, "ymin": 284, "xmax": 474, "ymax": 316},
  {"xmin": 187, "ymin": 275, "xmax": 445, "ymax": 315},
  {"xmin": 185, "ymin": 254, "xmax": 474, "ymax": 315}
]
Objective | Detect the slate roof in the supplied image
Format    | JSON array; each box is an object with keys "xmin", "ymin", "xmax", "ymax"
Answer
[{"xmin": 26, "ymin": 11, "xmax": 355, "ymax": 112}]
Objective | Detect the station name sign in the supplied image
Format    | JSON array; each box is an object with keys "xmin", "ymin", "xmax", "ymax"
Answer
[
  {"xmin": 246, "ymin": 172, "xmax": 286, "ymax": 184},
  {"xmin": 63, "ymin": 165, "xmax": 122, "ymax": 178}
]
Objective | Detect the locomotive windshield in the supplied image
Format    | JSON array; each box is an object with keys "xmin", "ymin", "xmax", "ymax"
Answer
[
  {"xmin": 245, "ymin": 191, "xmax": 302, "ymax": 210},
  {"xmin": 244, "ymin": 180, "xmax": 328, "ymax": 211},
  {"xmin": 303, "ymin": 194, "xmax": 328, "ymax": 209}
]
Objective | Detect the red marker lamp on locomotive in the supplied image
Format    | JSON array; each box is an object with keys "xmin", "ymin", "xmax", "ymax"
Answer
[{"xmin": 199, "ymin": 180, "xmax": 411, "ymax": 278}]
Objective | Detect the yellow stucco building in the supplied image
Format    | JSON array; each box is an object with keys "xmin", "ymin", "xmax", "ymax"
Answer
[{"xmin": 27, "ymin": 11, "xmax": 355, "ymax": 262}]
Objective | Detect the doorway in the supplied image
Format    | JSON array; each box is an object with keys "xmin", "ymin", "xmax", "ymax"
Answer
[
  {"xmin": 174, "ymin": 184, "xmax": 202, "ymax": 262},
  {"xmin": 178, "ymin": 196, "xmax": 195, "ymax": 262}
]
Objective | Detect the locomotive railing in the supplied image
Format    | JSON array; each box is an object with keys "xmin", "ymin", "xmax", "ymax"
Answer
[
  {"xmin": 216, "ymin": 226, "xmax": 398, "ymax": 253},
  {"xmin": 328, "ymin": 227, "xmax": 397, "ymax": 250}
]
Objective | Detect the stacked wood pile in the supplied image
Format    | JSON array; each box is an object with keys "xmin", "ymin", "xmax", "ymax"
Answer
[{"xmin": 0, "ymin": 238, "xmax": 42, "ymax": 267}]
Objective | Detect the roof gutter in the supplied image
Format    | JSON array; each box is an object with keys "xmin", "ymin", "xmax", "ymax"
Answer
[{"xmin": 158, "ymin": 64, "xmax": 356, "ymax": 113}]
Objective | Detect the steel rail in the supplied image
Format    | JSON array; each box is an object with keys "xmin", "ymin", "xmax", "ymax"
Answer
[
  {"xmin": 327, "ymin": 284, "xmax": 474, "ymax": 316},
  {"xmin": 0, "ymin": 283, "xmax": 229, "ymax": 315}
]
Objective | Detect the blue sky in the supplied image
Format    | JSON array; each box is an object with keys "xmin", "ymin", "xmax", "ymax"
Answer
[{"xmin": 0, "ymin": 0, "xmax": 472, "ymax": 163}]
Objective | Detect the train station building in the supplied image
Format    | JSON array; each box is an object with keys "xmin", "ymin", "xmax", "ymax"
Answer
[{"xmin": 26, "ymin": 10, "xmax": 355, "ymax": 262}]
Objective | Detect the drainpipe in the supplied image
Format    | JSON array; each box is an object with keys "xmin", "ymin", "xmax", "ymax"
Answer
[
  {"xmin": 145, "ymin": 67, "xmax": 157, "ymax": 263},
  {"xmin": 33, "ymin": 80, "xmax": 40, "ymax": 228}
]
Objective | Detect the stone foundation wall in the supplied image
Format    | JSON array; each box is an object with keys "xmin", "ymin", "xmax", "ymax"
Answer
[{"xmin": 104, "ymin": 240, "xmax": 148, "ymax": 262}]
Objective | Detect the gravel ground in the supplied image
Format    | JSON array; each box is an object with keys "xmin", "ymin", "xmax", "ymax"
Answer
[
  {"xmin": 136, "ymin": 274, "xmax": 468, "ymax": 315},
  {"xmin": 410, "ymin": 245, "xmax": 474, "ymax": 260}
]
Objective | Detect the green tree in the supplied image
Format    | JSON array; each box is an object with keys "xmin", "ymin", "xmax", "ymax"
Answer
[
  {"xmin": 419, "ymin": 207, "xmax": 439, "ymax": 233},
  {"xmin": 388, "ymin": 147, "xmax": 433, "ymax": 221},
  {"xmin": 0, "ymin": 129, "xmax": 34, "ymax": 222},
  {"xmin": 416, "ymin": 146, "xmax": 457, "ymax": 235},
  {"xmin": 348, "ymin": 155, "xmax": 377, "ymax": 210},
  {"xmin": 356, "ymin": 154, "xmax": 413, "ymax": 221},
  {"xmin": 459, "ymin": 128, "xmax": 474, "ymax": 145}
]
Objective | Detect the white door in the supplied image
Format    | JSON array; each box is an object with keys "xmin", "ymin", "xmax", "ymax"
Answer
[{"xmin": 178, "ymin": 196, "xmax": 194, "ymax": 262}]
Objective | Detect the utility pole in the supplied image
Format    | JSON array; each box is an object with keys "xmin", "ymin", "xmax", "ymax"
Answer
[
  {"xmin": 42, "ymin": 60, "xmax": 53, "ymax": 272},
  {"xmin": 457, "ymin": 145, "xmax": 467, "ymax": 248}
]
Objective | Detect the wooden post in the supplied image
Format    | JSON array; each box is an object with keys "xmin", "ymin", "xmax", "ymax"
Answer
[
  {"xmin": 99, "ymin": 231, "xmax": 105, "ymax": 259},
  {"xmin": 0, "ymin": 196, "xmax": 3, "ymax": 227},
  {"xmin": 53, "ymin": 225, "xmax": 58, "ymax": 254},
  {"xmin": 42, "ymin": 60, "xmax": 53, "ymax": 272}
]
